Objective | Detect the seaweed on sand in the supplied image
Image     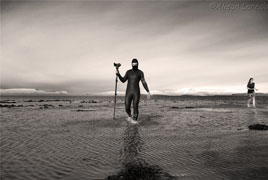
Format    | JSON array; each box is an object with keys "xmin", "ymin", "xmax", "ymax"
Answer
[
  {"xmin": 248, "ymin": 124, "xmax": 268, "ymax": 130},
  {"xmin": 107, "ymin": 162, "xmax": 176, "ymax": 180}
]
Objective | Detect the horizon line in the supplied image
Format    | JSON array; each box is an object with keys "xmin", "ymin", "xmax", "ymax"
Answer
[
  {"xmin": 1, "ymin": 93, "xmax": 268, "ymax": 97},
  {"xmin": 1, "ymin": 88, "xmax": 267, "ymax": 96}
]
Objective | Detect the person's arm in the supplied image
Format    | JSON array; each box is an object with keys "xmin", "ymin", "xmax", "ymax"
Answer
[
  {"xmin": 141, "ymin": 71, "xmax": 151, "ymax": 99},
  {"xmin": 116, "ymin": 70, "xmax": 128, "ymax": 83},
  {"xmin": 253, "ymin": 83, "xmax": 258, "ymax": 91}
]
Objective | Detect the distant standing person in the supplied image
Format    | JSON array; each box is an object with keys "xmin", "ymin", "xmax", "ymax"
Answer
[
  {"xmin": 247, "ymin": 78, "xmax": 258, "ymax": 107},
  {"xmin": 116, "ymin": 59, "xmax": 151, "ymax": 124}
]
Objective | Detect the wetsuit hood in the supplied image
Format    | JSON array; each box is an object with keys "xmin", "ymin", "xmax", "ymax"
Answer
[{"xmin": 132, "ymin": 59, "xmax": 139, "ymax": 71}]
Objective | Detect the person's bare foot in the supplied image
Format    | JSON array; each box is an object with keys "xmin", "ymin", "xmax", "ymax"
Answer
[
  {"xmin": 130, "ymin": 118, "xmax": 138, "ymax": 124},
  {"xmin": 126, "ymin": 117, "xmax": 132, "ymax": 122}
]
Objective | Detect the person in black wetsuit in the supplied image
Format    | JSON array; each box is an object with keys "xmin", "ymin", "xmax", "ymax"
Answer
[
  {"xmin": 247, "ymin": 77, "xmax": 258, "ymax": 107},
  {"xmin": 116, "ymin": 59, "xmax": 151, "ymax": 123}
]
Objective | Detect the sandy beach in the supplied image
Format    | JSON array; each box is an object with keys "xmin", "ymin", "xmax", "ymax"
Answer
[{"xmin": 1, "ymin": 95, "xmax": 268, "ymax": 180}]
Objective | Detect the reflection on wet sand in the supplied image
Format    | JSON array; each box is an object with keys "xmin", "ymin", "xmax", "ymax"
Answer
[
  {"xmin": 247, "ymin": 108, "xmax": 258, "ymax": 126},
  {"xmin": 247, "ymin": 109, "xmax": 268, "ymax": 130},
  {"xmin": 107, "ymin": 125, "xmax": 176, "ymax": 180}
]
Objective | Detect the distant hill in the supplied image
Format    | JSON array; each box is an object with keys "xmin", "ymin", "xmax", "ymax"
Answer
[{"xmin": 1, "ymin": 88, "xmax": 267, "ymax": 97}]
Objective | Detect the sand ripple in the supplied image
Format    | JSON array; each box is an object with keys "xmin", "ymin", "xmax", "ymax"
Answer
[{"xmin": 1, "ymin": 96, "xmax": 268, "ymax": 179}]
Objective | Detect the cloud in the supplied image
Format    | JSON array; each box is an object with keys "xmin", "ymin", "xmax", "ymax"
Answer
[
  {"xmin": 95, "ymin": 91, "xmax": 125, "ymax": 96},
  {"xmin": 168, "ymin": 87, "xmax": 244, "ymax": 96},
  {"xmin": 0, "ymin": 88, "xmax": 68, "ymax": 95},
  {"xmin": 1, "ymin": 1, "xmax": 267, "ymax": 94}
]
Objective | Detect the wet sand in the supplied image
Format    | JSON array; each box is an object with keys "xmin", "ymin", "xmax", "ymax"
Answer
[{"xmin": 1, "ymin": 96, "xmax": 268, "ymax": 179}]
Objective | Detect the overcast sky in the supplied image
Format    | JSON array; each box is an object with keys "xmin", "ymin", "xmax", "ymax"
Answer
[{"xmin": 1, "ymin": 0, "xmax": 268, "ymax": 94}]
